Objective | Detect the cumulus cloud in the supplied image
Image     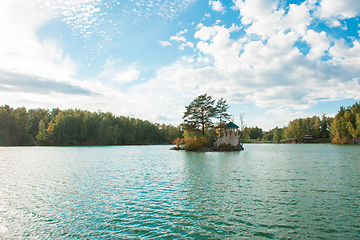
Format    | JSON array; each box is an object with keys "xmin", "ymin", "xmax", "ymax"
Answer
[
  {"xmin": 233, "ymin": 0, "xmax": 312, "ymax": 37},
  {"xmin": 316, "ymin": 0, "xmax": 360, "ymax": 19},
  {"xmin": 209, "ymin": 0, "xmax": 224, "ymax": 12},
  {"xmin": 170, "ymin": 29, "xmax": 194, "ymax": 50},
  {"xmin": 303, "ymin": 30, "xmax": 331, "ymax": 61},
  {"xmin": 158, "ymin": 40, "xmax": 172, "ymax": 46},
  {"xmin": 1, "ymin": 0, "xmax": 360, "ymax": 128},
  {"xmin": 148, "ymin": 1, "xmax": 360, "ymax": 114},
  {"xmin": 170, "ymin": 29, "xmax": 188, "ymax": 42}
]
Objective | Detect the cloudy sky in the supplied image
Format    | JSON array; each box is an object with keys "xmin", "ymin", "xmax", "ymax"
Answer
[{"xmin": 1, "ymin": 0, "xmax": 360, "ymax": 130}]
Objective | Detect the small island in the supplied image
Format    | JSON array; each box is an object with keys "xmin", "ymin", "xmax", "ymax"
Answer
[{"xmin": 170, "ymin": 94, "xmax": 244, "ymax": 152}]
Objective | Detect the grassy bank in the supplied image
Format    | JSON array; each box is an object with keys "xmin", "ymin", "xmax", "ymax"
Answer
[{"xmin": 243, "ymin": 138, "xmax": 332, "ymax": 144}]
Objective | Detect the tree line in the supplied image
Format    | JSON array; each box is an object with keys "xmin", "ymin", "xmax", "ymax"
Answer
[
  {"xmin": 330, "ymin": 102, "xmax": 360, "ymax": 144},
  {"xmin": 1, "ymin": 101, "xmax": 359, "ymax": 146},
  {"xmin": 0, "ymin": 105, "xmax": 182, "ymax": 146},
  {"xmin": 243, "ymin": 103, "xmax": 360, "ymax": 144},
  {"xmin": 242, "ymin": 115, "xmax": 332, "ymax": 143}
]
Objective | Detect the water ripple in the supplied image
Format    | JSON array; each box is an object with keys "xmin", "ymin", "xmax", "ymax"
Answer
[{"xmin": 0, "ymin": 145, "xmax": 359, "ymax": 239}]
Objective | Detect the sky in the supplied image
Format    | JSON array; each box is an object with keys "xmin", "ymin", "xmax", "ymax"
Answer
[{"xmin": 1, "ymin": 0, "xmax": 360, "ymax": 131}]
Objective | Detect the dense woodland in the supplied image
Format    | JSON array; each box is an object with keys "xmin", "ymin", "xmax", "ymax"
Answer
[
  {"xmin": 257, "ymin": 114, "xmax": 332, "ymax": 142},
  {"xmin": 1, "ymin": 102, "xmax": 359, "ymax": 146},
  {"xmin": 0, "ymin": 105, "xmax": 182, "ymax": 146},
  {"xmin": 330, "ymin": 102, "xmax": 360, "ymax": 144},
  {"xmin": 245, "ymin": 103, "xmax": 360, "ymax": 144}
]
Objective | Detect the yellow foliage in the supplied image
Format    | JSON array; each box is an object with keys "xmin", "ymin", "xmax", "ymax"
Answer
[
  {"xmin": 183, "ymin": 135, "xmax": 211, "ymax": 150},
  {"xmin": 199, "ymin": 135, "xmax": 209, "ymax": 146},
  {"xmin": 332, "ymin": 136, "xmax": 340, "ymax": 144},
  {"xmin": 184, "ymin": 137, "xmax": 201, "ymax": 150},
  {"xmin": 172, "ymin": 138, "xmax": 184, "ymax": 147},
  {"xmin": 340, "ymin": 136, "xmax": 350, "ymax": 144}
]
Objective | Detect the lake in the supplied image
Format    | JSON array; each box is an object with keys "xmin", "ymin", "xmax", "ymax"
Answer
[{"xmin": 0, "ymin": 144, "xmax": 359, "ymax": 239}]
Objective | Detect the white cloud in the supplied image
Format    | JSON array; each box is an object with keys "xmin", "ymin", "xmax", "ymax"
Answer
[
  {"xmin": 114, "ymin": 65, "xmax": 140, "ymax": 83},
  {"xmin": 158, "ymin": 40, "xmax": 172, "ymax": 46},
  {"xmin": 179, "ymin": 42, "xmax": 194, "ymax": 50},
  {"xmin": 259, "ymin": 107, "xmax": 311, "ymax": 129},
  {"xmin": 0, "ymin": 0, "xmax": 79, "ymax": 83},
  {"xmin": 171, "ymin": 29, "xmax": 195, "ymax": 50},
  {"xmin": 283, "ymin": 2, "xmax": 312, "ymax": 36},
  {"xmin": 156, "ymin": 1, "xmax": 360, "ymax": 115},
  {"xmin": 196, "ymin": 23, "xmax": 204, "ymax": 29},
  {"xmin": 330, "ymin": 19, "xmax": 342, "ymax": 27},
  {"xmin": 195, "ymin": 24, "xmax": 243, "ymax": 72},
  {"xmin": 98, "ymin": 60, "xmax": 140, "ymax": 84},
  {"xmin": 209, "ymin": 0, "xmax": 224, "ymax": 12},
  {"xmin": 233, "ymin": 0, "xmax": 284, "ymax": 36},
  {"xmin": 328, "ymin": 39, "xmax": 360, "ymax": 71},
  {"xmin": 303, "ymin": 30, "xmax": 331, "ymax": 61},
  {"xmin": 170, "ymin": 29, "xmax": 188, "ymax": 42},
  {"xmin": 2, "ymin": 0, "xmax": 360, "ymax": 129},
  {"xmin": 316, "ymin": 0, "xmax": 360, "ymax": 19},
  {"xmin": 233, "ymin": 0, "xmax": 311, "ymax": 37}
]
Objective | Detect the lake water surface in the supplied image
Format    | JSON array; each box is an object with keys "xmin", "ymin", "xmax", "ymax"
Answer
[{"xmin": 0, "ymin": 144, "xmax": 359, "ymax": 239}]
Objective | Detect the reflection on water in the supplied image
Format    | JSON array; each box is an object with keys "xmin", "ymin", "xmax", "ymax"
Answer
[{"xmin": 0, "ymin": 144, "xmax": 359, "ymax": 239}]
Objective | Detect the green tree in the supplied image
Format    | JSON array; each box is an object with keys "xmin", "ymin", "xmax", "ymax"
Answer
[
  {"xmin": 320, "ymin": 114, "xmax": 331, "ymax": 138},
  {"xmin": 0, "ymin": 105, "xmax": 17, "ymax": 145},
  {"xmin": 215, "ymin": 97, "xmax": 231, "ymax": 138},
  {"xmin": 27, "ymin": 108, "xmax": 50, "ymax": 141},
  {"xmin": 330, "ymin": 103, "xmax": 360, "ymax": 144},
  {"xmin": 36, "ymin": 120, "xmax": 46, "ymax": 143},
  {"xmin": 249, "ymin": 126, "xmax": 263, "ymax": 139},
  {"xmin": 182, "ymin": 94, "xmax": 216, "ymax": 135},
  {"xmin": 215, "ymin": 97, "xmax": 231, "ymax": 125},
  {"xmin": 263, "ymin": 132, "xmax": 273, "ymax": 141},
  {"xmin": 243, "ymin": 127, "xmax": 250, "ymax": 139},
  {"xmin": 272, "ymin": 127, "xmax": 283, "ymax": 143}
]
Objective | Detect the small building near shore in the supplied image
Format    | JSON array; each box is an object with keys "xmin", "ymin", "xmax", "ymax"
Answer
[
  {"xmin": 303, "ymin": 135, "xmax": 313, "ymax": 140},
  {"xmin": 214, "ymin": 122, "xmax": 240, "ymax": 147}
]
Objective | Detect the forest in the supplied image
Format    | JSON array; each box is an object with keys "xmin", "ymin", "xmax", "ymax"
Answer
[
  {"xmin": 1, "ymin": 102, "xmax": 359, "ymax": 146},
  {"xmin": 250, "ymin": 114, "xmax": 332, "ymax": 143},
  {"xmin": 0, "ymin": 105, "xmax": 182, "ymax": 146},
  {"xmin": 244, "ymin": 102, "xmax": 360, "ymax": 144}
]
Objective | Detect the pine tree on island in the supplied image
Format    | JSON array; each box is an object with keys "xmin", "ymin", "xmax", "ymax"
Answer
[
  {"xmin": 182, "ymin": 93, "xmax": 216, "ymax": 136},
  {"xmin": 179, "ymin": 94, "xmax": 243, "ymax": 151}
]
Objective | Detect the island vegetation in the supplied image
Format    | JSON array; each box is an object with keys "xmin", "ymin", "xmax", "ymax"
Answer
[
  {"xmin": 173, "ymin": 94, "xmax": 244, "ymax": 151},
  {"xmin": 0, "ymin": 101, "xmax": 359, "ymax": 146}
]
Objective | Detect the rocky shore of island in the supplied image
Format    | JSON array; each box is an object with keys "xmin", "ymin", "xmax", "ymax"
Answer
[{"xmin": 170, "ymin": 143, "xmax": 244, "ymax": 152}]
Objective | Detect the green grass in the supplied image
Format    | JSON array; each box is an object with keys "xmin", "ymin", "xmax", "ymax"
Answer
[
  {"xmin": 243, "ymin": 139, "xmax": 272, "ymax": 143},
  {"xmin": 242, "ymin": 138, "xmax": 332, "ymax": 144}
]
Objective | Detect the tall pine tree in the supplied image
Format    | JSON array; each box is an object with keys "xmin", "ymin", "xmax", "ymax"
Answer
[{"xmin": 182, "ymin": 94, "xmax": 216, "ymax": 135}]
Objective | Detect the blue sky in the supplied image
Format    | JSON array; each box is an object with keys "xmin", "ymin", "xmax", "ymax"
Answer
[{"xmin": 1, "ymin": 0, "xmax": 360, "ymax": 130}]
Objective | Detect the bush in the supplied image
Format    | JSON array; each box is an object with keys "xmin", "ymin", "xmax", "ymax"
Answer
[
  {"xmin": 340, "ymin": 136, "xmax": 350, "ymax": 144},
  {"xmin": 332, "ymin": 136, "xmax": 340, "ymax": 144},
  {"xmin": 172, "ymin": 138, "xmax": 184, "ymax": 147},
  {"xmin": 183, "ymin": 135, "xmax": 210, "ymax": 151},
  {"xmin": 184, "ymin": 137, "xmax": 202, "ymax": 151},
  {"xmin": 198, "ymin": 135, "xmax": 210, "ymax": 146}
]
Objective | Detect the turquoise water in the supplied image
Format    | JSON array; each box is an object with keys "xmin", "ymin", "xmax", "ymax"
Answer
[{"xmin": 0, "ymin": 144, "xmax": 359, "ymax": 239}]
